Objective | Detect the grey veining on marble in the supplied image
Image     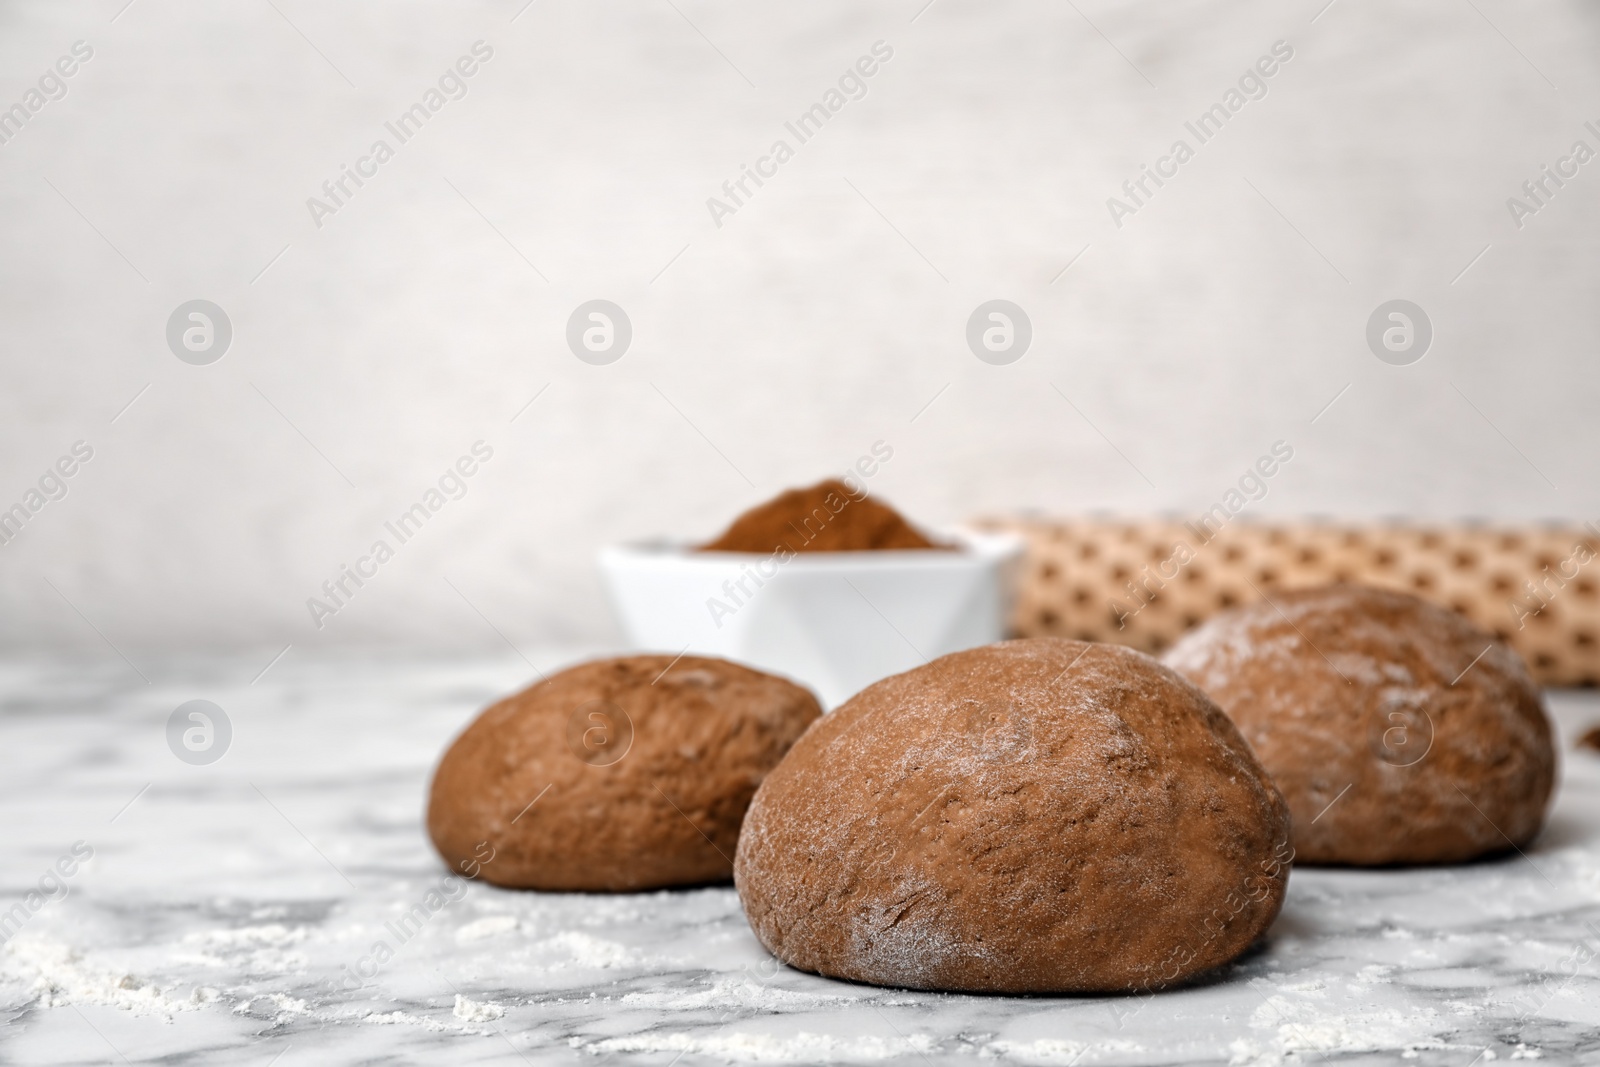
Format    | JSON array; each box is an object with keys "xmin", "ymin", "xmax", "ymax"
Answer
[{"xmin": 3, "ymin": 652, "xmax": 1600, "ymax": 1065}]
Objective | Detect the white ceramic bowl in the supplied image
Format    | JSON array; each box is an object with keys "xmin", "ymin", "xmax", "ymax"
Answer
[{"xmin": 598, "ymin": 528, "xmax": 1024, "ymax": 709}]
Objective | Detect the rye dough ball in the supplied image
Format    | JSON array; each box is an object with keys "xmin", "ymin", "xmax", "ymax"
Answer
[
  {"xmin": 1163, "ymin": 583, "xmax": 1554, "ymax": 865},
  {"xmin": 734, "ymin": 638, "xmax": 1292, "ymax": 994},
  {"xmin": 428, "ymin": 655, "xmax": 821, "ymax": 891}
]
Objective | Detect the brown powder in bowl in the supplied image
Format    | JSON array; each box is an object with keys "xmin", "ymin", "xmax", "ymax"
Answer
[{"xmin": 699, "ymin": 480, "xmax": 946, "ymax": 554}]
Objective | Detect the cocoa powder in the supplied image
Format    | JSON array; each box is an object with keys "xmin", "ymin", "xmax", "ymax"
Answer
[{"xmin": 699, "ymin": 479, "xmax": 943, "ymax": 554}]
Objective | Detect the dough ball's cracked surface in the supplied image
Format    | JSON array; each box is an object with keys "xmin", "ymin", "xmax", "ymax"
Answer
[
  {"xmin": 1163, "ymin": 583, "xmax": 1554, "ymax": 866},
  {"xmin": 428, "ymin": 655, "xmax": 821, "ymax": 891},
  {"xmin": 734, "ymin": 637, "xmax": 1291, "ymax": 994}
]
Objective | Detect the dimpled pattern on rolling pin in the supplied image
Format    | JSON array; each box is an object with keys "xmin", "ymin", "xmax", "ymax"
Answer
[{"xmin": 981, "ymin": 518, "xmax": 1600, "ymax": 687}]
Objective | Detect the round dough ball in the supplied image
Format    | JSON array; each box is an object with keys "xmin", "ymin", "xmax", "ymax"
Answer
[
  {"xmin": 428, "ymin": 655, "xmax": 820, "ymax": 891},
  {"xmin": 734, "ymin": 638, "xmax": 1291, "ymax": 994},
  {"xmin": 1163, "ymin": 583, "xmax": 1554, "ymax": 866}
]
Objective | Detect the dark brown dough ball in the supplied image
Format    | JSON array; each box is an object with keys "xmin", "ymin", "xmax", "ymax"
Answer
[
  {"xmin": 1163, "ymin": 583, "xmax": 1554, "ymax": 866},
  {"xmin": 428, "ymin": 655, "xmax": 820, "ymax": 891},
  {"xmin": 734, "ymin": 638, "xmax": 1291, "ymax": 994}
]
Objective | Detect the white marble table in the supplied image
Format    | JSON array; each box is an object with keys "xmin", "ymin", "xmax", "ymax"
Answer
[{"xmin": 3, "ymin": 652, "xmax": 1600, "ymax": 1065}]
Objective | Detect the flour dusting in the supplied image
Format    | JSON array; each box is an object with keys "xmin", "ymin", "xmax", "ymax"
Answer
[
  {"xmin": 1228, "ymin": 985, "xmax": 1453, "ymax": 1066},
  {"xmin": 578, "ymin": 1029, "xmax": 937, "ymax": 1062},
  {"xmin": 365, "ymin": 1008, "xmax": 450, "ymax": 1030},
  {"xmin": 178, "ymin": 923, "xmax": 310, "ymax": 973},
  {"xmin": 453, "ymin": 994, "xmax": 504, "ymax": 1022},
  {"xmin": 456, "ymin": 915, "xmax": 520, "ymax": 942},
  {"xmin": 620, "ymin": 976, "xmax": 850, "ymax": 1011},
  {"xmin": 981, "ymin": 1037, "xmax": 1144, "ymax": 1063},
  {"xmin": 540, "ymin": 931, "xmax": 632, "ymax": 968},
  {"xmin": 2, "ymin": 935, "xmax": 200, "ymax": 1018}
]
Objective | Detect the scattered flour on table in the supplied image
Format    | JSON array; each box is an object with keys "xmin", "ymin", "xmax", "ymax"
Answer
[
  {"xmin": 620, "ymin": 977, "xmax": 851, "ymax": 1011},
  {"xmin": 183, "ymin": 923, "xmax": 308, "ymax": 947},
  {"xmin": 365, "ymin": 1009, "xmax": 450, "ymax": 1031},
  {"xmin": 980, "ymin": 1037, "xmax": 1144, "ymax": 1063},
  {"xmin": 453, "ymin": 994, "xmax": 504, "ymax": 1022},
  {"xmin": 576, "ymin": 1030, "xmax": 937, "ymax": 1062},
  {"xmin": 456, "ymin": 915, "xmax": 519, "ymax": 942},
  {"xmin": 1556, "ymin": 846, "xmax": 1600, "ymax": 896},
  {"xmin": 234, "ymin": 992, "xmax": 309, "ymax": 1017},
  {"xmin": 539, "ymin": 931, "xmax": 632, "ymax": 968},
  {"xmin": 1, "ymin": 935, "xmax": 200, "ymax": 1018},
  {"xmin": 1226, "ymin": 981, "xmax": 1454, "ymax": 1066},
  {"xmin": 177, "ymin": 923, "xmax": 310, "ymax": 973},
  {"xmin": 1352, "ymin": 964, "xmax": 1394, "ymax": 984},
  {"xmin": 362, "ymin": 1003, "xmax": 503, "ymax": 1034}
]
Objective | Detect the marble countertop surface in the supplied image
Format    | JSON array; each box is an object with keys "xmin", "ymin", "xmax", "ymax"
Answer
[{"xmin": 3, "ymin": 651, "xmax": 1600, "ymax": 1066}]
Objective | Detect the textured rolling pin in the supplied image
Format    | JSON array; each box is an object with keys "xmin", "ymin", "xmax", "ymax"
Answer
[{"xmin": 983, "ymin": 517, "xmax": 1600, "ymax": 687}]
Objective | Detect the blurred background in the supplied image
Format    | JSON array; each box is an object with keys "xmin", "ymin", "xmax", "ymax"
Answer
[{"xmin": 3, "ymin": 0, "xmax": 1598, "ymax": 661}]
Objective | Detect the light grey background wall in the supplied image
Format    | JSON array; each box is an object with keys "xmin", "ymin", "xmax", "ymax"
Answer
[{"xmin": 2, "ymin": 0, "xmax": 1597, "ymax": 657}]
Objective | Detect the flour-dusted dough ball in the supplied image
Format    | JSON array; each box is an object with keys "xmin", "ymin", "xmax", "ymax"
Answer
[
  {"xmin": 1164, "ymin": 584, "xmax": 1554, "ymax": 865},
  {"xmin": 428, "ymin": 655, "xmax": 821, "ymax": 891},
  {"xmin": 734, "ymin": 638, "xmax": 1291, "ymax": 994}
]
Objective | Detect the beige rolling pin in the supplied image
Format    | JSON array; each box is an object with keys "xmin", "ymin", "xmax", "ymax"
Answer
[{"xmin": 982, "ymin": 518, "xmax": 1600, "ymax": 688}]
